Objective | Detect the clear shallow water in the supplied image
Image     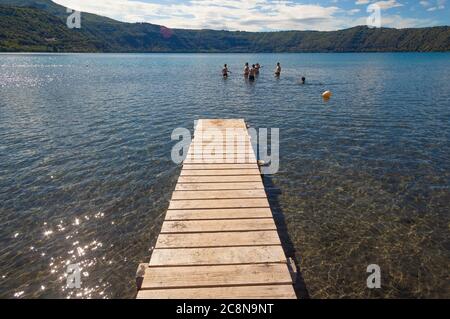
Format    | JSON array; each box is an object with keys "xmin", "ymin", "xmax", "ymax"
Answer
[{"xmin": 0, "ymin": 53, "xmax": 449, "ymax": 299}]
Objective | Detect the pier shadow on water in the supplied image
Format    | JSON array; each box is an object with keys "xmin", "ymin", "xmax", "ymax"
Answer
[{"xmin": 262, "ymin": 174, "xmax": 310, "ymax": 299}]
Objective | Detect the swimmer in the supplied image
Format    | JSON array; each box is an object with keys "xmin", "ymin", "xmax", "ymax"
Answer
[
  {"xmin": 255, "ymin": 63, "xmax": 261, "ymax": 75},
  {"xmin": 244, "ymin": 62, "xmax": 250, "ymax": 78},
  {"xmin": 249, "ymin": 64, "xmax": 256, "ymax": 81},
  {"xmin": 274, "ymin": 62, "xmax": 281, "ymax": 77},
  {"xmin": 222, "ymin": 64, "xmax": 230, "ymax": 78}
]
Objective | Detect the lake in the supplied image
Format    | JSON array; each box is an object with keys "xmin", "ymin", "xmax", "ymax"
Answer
[{"xmin": 0, "ymin": 53, "xmax": 449, "ymax": 298}]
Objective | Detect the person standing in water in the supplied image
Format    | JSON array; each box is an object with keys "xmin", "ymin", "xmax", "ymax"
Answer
[
  {"xmin": 255, "ymin": 63, "xmax": 261, "ymax": 75},
  {"xmin": 222, "ymin": 64, "xmax": 230, "ymax": 78},
  {"xmin": 249, "ymin": 64, "xmax": 256, "ymax": 81},
  {"xmin": 243, "ymin": 62, "xmax": 250, "ymax": 78},
  {"xmin": 275, "ymin": 62, "xmax": 281, "ymax": 77}
]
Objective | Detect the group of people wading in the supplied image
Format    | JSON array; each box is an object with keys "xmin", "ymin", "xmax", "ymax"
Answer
[{"xmin": 222, "ymin": 62, "xmax": 281, "ymax": 80}]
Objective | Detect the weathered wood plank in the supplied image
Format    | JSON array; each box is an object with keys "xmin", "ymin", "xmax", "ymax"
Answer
[
  {"xmin": 185, "ymin": 154, "xmax": 256, "ymax": 161},
  {"xmin": 168, "ymin": 198, "xmax": 270, "ymax": 210},
  {"xmin": 141, "ymin": 263, "xmax": 293, "ymax": 289},
  {"xmin": 156, "ymin": 230, "xmax": 281, "ymax": 248},
  {"xmin": 183, "ymin": 158, "xmax": 257, "ymax": 164},
  {"xmin": 175, "ymin": 182, "xmax": 264, "ymax": 191},
  {"xmin": 189, "ymin": 142, "xmax": 252, "ymax": 146},
  {"xmin": 161, "ymin": 218, "xmax": 276, "ymax": 233},
  {"xmin": 178, "ymin": 175, "xmax": 262, "ymax": 183},
  {"xmin": 137, "ymin": 284, "xmax": 296, "ymax": 299},
  {"xmin": 193, "ymin": 136, "xmax": 249, "ymax": 141},
  {"xmin": 138, "ymin": 284, "xmax": 296, "ymax": 299},
  {"xmin": 191, "ymin": 139, "xmax": 250, "ymax": 145},
  {"xmin": 182, "ymin": 164, "xmax": 257, "ymax": 170},
  {"xmin": 187, "ymin": 152, "xmax": 254, "ymax": 158},
  {"xmin": 165, "ymin": 207, "xmax": 273, "ymax": 220},
  {"xmin": 195, "ymin": 127, "xmax": 248, "ymax": 133},
  {"xmin": 172, "ymin": 189, "xmax": 266, "ymax": 200},
  {"xmin": 180, "ymin": 169, "xmax": 260, "ymax": 176},
  {"xmin": 196, "ymin": 119, "xmax": 247, "ymax": 129},
  {"xmin": 149, "ymin": 246, "xmax": 287, "ymax": 266},
  {"xmin": 195, "ymin": 120, "xmax": 247, "ymax": 127},
  {"xmin": 189, "ymin": 142, "xmax": 252, "ymax": 148},
  {"xmin": 194, "ymin": 128, "xmax": 248, "ymax": 133},
  {"xmin": 188, "ymin": 145, "xmax": 253, "ymax": 151},
  {"xmin": 188, "ymin": 147, "xmax": 253, "ymax": 154}
]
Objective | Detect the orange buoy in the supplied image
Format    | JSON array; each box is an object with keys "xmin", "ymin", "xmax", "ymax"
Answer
[{"xmin": 322, "ymin": 90, "xmax": 332, "ymax": 99}]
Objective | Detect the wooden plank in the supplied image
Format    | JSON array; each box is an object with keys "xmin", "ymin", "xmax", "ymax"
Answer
[
  {"xmin": 194, "ymin": 125, "xmax": 248, "ymax": 130},
  {"xmin": 183, "ymin": 158, "xmax": 257, "ymax": 164},
  {"xmin": 190, "ymin": 146, "xmax": 252, "ymax": 150},
  {"xmin": 160, "ymin": 219, "xmax": 276, "ymax": 233},
  {"xmin": 188, "ymin": 145, "xmax": 252, "ymax": 152},
  {"xmin": 195, "ymin": 126, "xmax": 248, "ymax": 132},
  {"xmin": 168, "ymin": 198, "xmax": 270, "ymax": 210},
  {"xmin": 195, "ymin": 120, "xmax": 246, "ymax": 125},
  {"xmin": 193, "ymin": 133, "xmax": 249, "ymax": 139},
  {"xmin": 187, "ymin": 151, "xmax": 254, "ymax": 156},
  {"xmin": 178, "ymin": 175, "xmax": 262, "ymax": 183},
  {"xmin": 180, "ymin": 169, "xmax": 260, "ymax": 176},
  {"xmin": 184, "ymin": 158, "xmax": 257, "ymax": 164},
  {"xmin": 192, "ymin": 139, "xmax": 250, "ymax": 145},
  {"xmin": 187, "ymin": 149, "xmax": 254, "ymax": 154},
  {"xmin": 175, "ymin": 182, "xmax": 264, "ymax": 191},
  {"xmin": 156, "ymin": 230, "xmax": 281, "ymax": 248},
  {"xmin": 140, "ymin": 263, "xmax": 293, "ymax": 289},
  {"xmin": 196, "ymin": 127, "xmax": 247, "ymax": 132},
  {"xmin": 137, "ymin": 284, "xmax": 296, "ymax": 299},
  {"xmin": 189, "ymin": 144, "xmax": 253, "ymax": 150},
  {"xmin": 197, "ymin": 119, "xmax": 247, "ymax": 129},
  {"xmin": 172, "ymin": 189, "xmax": 266, "ymax": 200},
  {"xmin": 185, "ymin": 154, "xmax": 256, "ymax": 160},
  {"xmin": 189, "ymin": 142, "xmax": 252, "ymax": 146},
  {"xmin": 194, "ymin": 127, "xmax": 248, "ymax": 133},
  {"xmin": 165, "ymin": 207, "xmax": 273, "ymax": 220},
  {"xmin": 194, "ymin": 126, "xmax": 247, "ymax": 130},
  {"xmin": 149, "ymin": 246, "xmax": 287, "ymax": 266},
  {"xmin": 190, "ymin": 140, "xmax": 251, "ymax": 144},
  {"xmin": 182, "ymin": 164, "xmax": 258, "ymax": 170}
]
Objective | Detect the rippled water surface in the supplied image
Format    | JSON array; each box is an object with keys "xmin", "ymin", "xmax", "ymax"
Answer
[{"xmin": 0, "ymin": 53, "xmax": 449, "ymax": 299}]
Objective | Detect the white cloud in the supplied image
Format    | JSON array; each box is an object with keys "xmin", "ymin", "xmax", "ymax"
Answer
[
  {"xmin": 381, "ymin": 14, "xmax": 435, "ymax": 28},
  {"xmin": 52, "ymin": 0, "xmax": 439, "ymax": 31},
  {"xmin": 372, "ymin": 0, "xmax": 403, "ymax": 10},
  {"xmin": 54, "ymin": 0, "xmax": 346, "ymax": 31},
  {"xmin": 356, "ymin": 0, "xmax": 403, "ymax": 10},
  {"xmin": 348, "ymin": 8, "xmax": 361, "ymax": 15},
  {"xmin": 423, "ymin": 0, "xmax": 446, "ymax": 11}
]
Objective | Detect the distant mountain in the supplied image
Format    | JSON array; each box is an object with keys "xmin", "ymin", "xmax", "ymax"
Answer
[{"xmin": 1, "ymin": 0, "xmax": 449, "ymax": 52}]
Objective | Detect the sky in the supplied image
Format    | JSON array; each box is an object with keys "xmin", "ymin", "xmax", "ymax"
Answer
[{"xmin": 54, "ymin": 0, "xmax": 450, "ymax": 31}]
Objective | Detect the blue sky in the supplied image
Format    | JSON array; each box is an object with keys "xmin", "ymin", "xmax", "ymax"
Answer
[{"xmin": 54, "ymin": 0, "xmax": 449, "ymax": 31}]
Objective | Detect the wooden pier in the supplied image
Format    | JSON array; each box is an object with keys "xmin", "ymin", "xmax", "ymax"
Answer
[{"xmin": 136, "ymin": 119, "xmax": 296, "ymax": 299}]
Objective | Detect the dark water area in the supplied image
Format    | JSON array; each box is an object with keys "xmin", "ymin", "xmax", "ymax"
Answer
[{"xmin": 0, "ymin": 53, "xmax": 449, "ymax": 298}]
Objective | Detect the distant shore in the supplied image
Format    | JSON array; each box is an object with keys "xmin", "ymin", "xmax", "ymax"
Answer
[{"xmin": 1, "ymin": 3, "xmax": 449, "ymax": 53}]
